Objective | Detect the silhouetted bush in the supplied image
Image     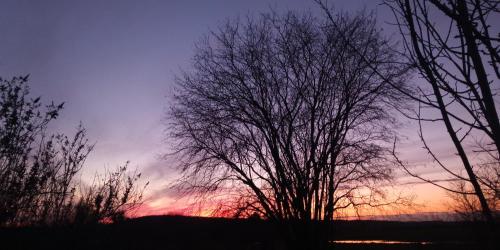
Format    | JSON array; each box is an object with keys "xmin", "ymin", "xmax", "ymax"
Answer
[
  {"xmin": 73, "ymin": 163, "xmax": 148, "ymax": 224},
  {"xmin": 0, "ymin": 76, "xmax": 146, "ymax": 227}
]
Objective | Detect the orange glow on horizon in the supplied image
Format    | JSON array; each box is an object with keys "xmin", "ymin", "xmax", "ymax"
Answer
[{"xmin": 132, "ymin": 182, "xmax": 456, "ymax": 220}]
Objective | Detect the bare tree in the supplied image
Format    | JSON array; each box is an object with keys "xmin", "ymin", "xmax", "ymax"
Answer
[
  {"xmin": 384, "ymin": 0, "xmax": 500, "ymax": 225},
  {"xmin": 168, "ymin": 10, "xmax": 410, "ymax": 249}
]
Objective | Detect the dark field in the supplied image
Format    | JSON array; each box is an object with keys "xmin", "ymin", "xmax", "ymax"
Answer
[{"xmin": 0, "ymin": 216, "xmax": 497, "ymax": 250}]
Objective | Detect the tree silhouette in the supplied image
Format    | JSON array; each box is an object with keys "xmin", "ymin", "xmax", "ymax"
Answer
[
  {"xmin": 168, "ymin": 10, "xmax": 410, "ymax": 249},
  {"xmin": 385, "ymin": 0, "xmax": 499, "ymax": 226}
]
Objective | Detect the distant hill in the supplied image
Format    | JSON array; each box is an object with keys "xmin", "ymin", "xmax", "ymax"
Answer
[{"xmin": 348, "ymin": 212, "xmax": 460, "ymax": 221}]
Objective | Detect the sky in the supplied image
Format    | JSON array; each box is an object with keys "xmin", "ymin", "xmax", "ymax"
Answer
[{"xmin": 0, "ymin": 0, "xmax": 470, "ymax": 217}]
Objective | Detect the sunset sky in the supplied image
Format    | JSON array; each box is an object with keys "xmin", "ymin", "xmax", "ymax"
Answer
[{"xmin": 0, "ymin": 0, "xmax": 469, "ymax": 217}]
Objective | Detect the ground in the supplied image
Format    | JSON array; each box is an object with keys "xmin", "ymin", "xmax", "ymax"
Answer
[{"xmin": 0, "ymin": 216, "xmax": 497, "ymax": 250}]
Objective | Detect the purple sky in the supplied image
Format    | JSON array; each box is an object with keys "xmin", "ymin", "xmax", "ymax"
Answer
[{"xmin": 0, "ymin": 0, "xmax": 465, "ymax": 215}]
